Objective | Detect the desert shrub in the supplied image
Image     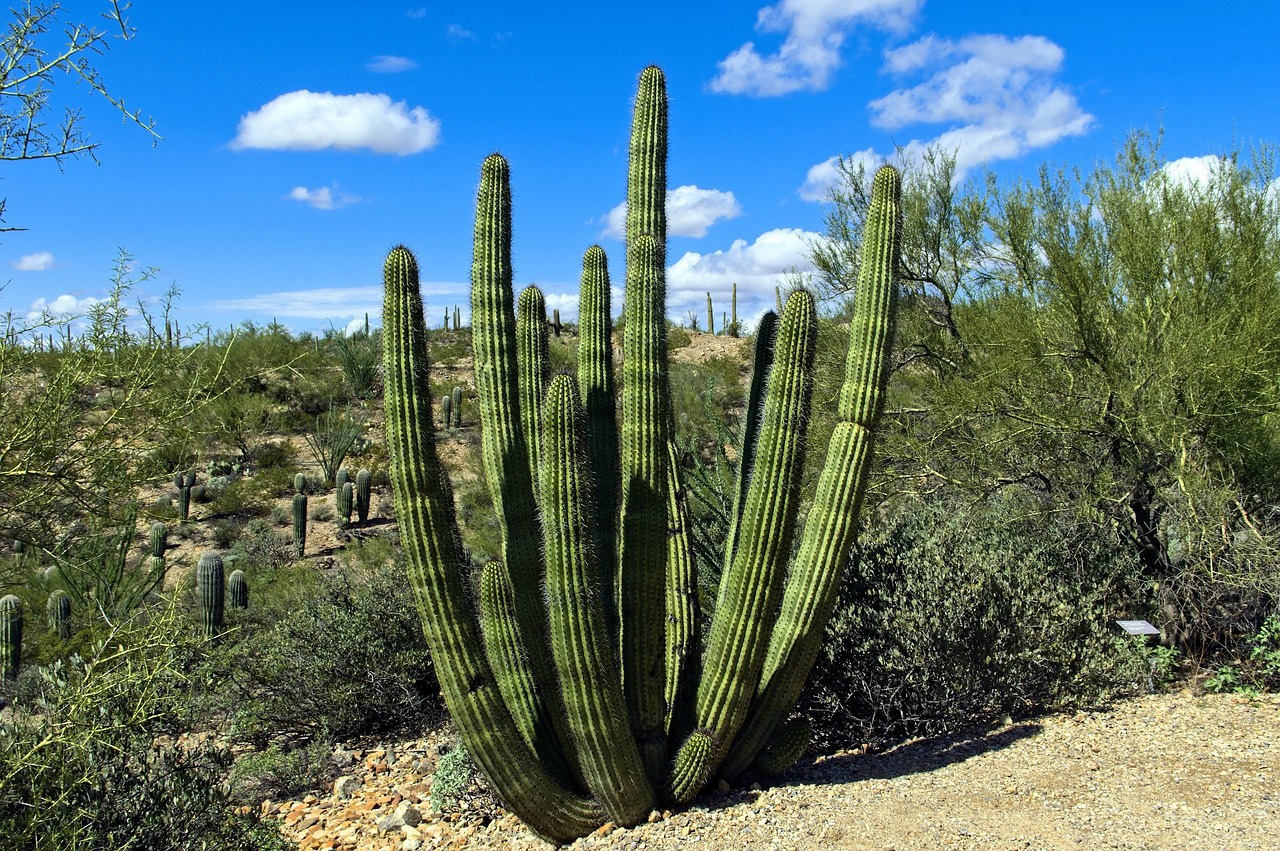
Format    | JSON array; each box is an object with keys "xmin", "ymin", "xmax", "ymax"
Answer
[
  {"xmin": 308, "ymin": 502, "xmax": 333, "ymax": 522},
  {"xmin": 201, "ymin": 550, "xmax": 439, "ymax": 747},
  {"xmin": 226, "ymin": 520, "xmax": 294, "ymax": 573},
  {"xmin": 226, "ymin": 734, "xmax": 333, "ymax": 805},
  {"xmin": 211, "ymin": 519, "xmax": 243, "ymax": 550},
  {"xmin": 667, "ymin": 324, "xmax": 691, "ymax": 350},
  {"xmin": 0, "ymin": 605, "xmax": 292, "ymax": 850},
  {"xmin": 254, "ymin": 440, "xmax": 296, "ymax": 473},
  {"xmin": 804, "ymin": 495, "xmax": 1152, "ymax": 749},
  {"xmin": 206, "ymin": 477, "xmax": 268, "ymax": 519},
  {"xmin": 1204, "ymin": 613, "xmax": 1280, "ymax": 695},
  {"xmin": 429, "ymin": 740, "xmax": 479, "ymax": 814}
]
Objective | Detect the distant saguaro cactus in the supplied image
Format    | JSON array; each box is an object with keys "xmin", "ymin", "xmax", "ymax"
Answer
[
  {"xmin": 337, "ymin": 480, "xmax": 354, "ymax": 529},
  {"xmin": 46, "ymin": 590, "xmax": 71, "ymax": 639},
  {"xmin": 196, "ymin": 552, "xmax": 225, "ymax": 640},
  {"xmin": 228, "ymin": 569, "xmax": 249, "ymax": 610},
  {"xmin": 355, "ymin": 468, "xmax": 372, "ymax": 525},
  {"xmin": 441, "ymin": 393, "xmax": 453, "ymax": 430},
  {"xmin": 0, "ymin": 595, "xmax": 21, "ymax": 680},
  {"xmin": 292, "ymin": 492, "xmax": 308, "ymax": 558},
  {"xmin": 706, "ymin": 292, "xmax": 714, "ymax": 335},
  {"xmin": 452, "ymin": 386, "xmax": 463, "ymax": 428}
]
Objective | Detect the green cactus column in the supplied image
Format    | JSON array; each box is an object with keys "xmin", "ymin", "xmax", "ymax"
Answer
[
  {"xmin": 338, "ymin": 480, "xmax": 354, "ymax": 529},
  {"xmin": 706, "ymin": 293, "xmax": 714, "ymax": 335},
  {"xmin": 197, "ymin": 552, "xmax": 225, "ymax": 641},
  {"xmin": 722, "ymin": 165, "xmax": 902, "ymax": 780},
  {"xmin": 452, "ymin": 385, "xmax": 464, "ymax": 428},
  {"xmin": 383, "ymin": 244, "xmax": 599, "ymax": 842},
  {"xmin": 356, "ymin": 468, "xmax": 372, "ymax": 525},
  {"xmin": 150, "ymin": 521, "xmax": 168, "ymax": 578},
  {"xmin": 441, "ymin": 394, "xmax": 453, "ymax": 429},
  {"xmin": 577, "ymin": 245, "xmax": 620, "ymax": 642},
  {"xmin": 1, "ymin": 595, "xmax": 22, "ymax": 680},
  {"xmin": 46, "ymin": 589, "xmax": 71, "ymax": 639},
  {"xmin": 293, "ymin": 491, "xmax": 308, "ymax": 558},
  {"xmin": 541, "ymin": 374, "xmax": 654, "ymax": 824},
  {"xmin": 618, "ymin": 64, "xmax": 672, "ymax": 785},
  {"xmin": 673, "ymin": 289, "xmax": 818, "ymax": 801},
  {"xmin": 228, "ymin": 569, "xmax": 249, "ymax": 610},
  {"xmin": 517, "ymin": 285, "xmax": 549, "ymax": 493}
]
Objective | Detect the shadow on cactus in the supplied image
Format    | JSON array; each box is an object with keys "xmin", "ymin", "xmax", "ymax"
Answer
[{"xmin": 382, "ymin": 65, "xmax": 901, "ymax": 843}]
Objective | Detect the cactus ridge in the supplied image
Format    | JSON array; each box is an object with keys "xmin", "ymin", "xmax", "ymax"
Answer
[{"xmin": 381, "ymin": 70, "xmax": 901, "ymax": 841}]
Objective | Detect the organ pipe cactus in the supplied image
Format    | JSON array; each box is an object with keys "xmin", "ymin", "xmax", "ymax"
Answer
[
  {"xmin": 1, "ymin": 595, "xmax": 21, "ymax": 680},
  {"xmin": 382, "ymin": 66, "xmax": 901, "ymax": 842},
  {"xmin": 196, "ymin": 551, "xmax": 224, "ymax": 640},
  {"xmin": 292, "ymin": 492, "xmax": 307, "ymax": 558},
  {"xmin": 355, "ymin": 468, "xmax": 372, "ymax": 524},
  {"xmin": 47, "ymin": 589, "xmax": 71, "ymax": 639},
  {"xmin": 228, "ymin": 569, "xmax": 249, "ymax": 610}
]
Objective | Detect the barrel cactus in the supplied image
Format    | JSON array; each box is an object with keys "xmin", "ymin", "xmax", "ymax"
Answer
[
  {"xmin": 196, "ymin": 551, "xmax": 225, "ymax": 640},
  {"xmin": 355, "ymin": 468, "xmax": 372, "ymax": 525},
  {"xmin": 228, "ymin": 569, "xmax": 249, "ymax": 610},
  {"xmin": 381, "ymin": 66, "xmax": 900, "ymax": 842},
  {"xmin": 1, "ymin": 595, "xmax": 22, "ymax": 680},
  {"xmin": 46, "ymin": 589, "xmax": 71, "ymax": 639}
]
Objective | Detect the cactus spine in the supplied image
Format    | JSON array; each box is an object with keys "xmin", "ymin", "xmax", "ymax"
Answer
[
  {"xmin": 355, "ymin": 468, "xmax": 372, "ymax": 524},
  {"xmin": 382, "ymin": 67, "xmax": 901, "ymax": 841},
  {"xmin": 228, "ymin": 569, "xmax": 249, "ymax": 610},
  {"xmin": 196, "ymin": 551, "xmax": 225, "ymax": 640},
  {"xmin": 46, "ymin": 589, "xmax": 71, "ymax": 639},
  {"xmin": 0, "ymin": 595, "xmax": 21, "ymax": 679}
]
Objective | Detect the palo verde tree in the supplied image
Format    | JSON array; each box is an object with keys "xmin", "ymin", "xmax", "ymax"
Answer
[{"xmin": 811, "ymin": 134, "xmax": 1280, "ymax": 651}]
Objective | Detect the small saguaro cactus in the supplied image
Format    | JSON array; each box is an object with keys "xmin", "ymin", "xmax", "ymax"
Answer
[
  {"xmin": 46, "ymin": 589, "xmax": 71, "ymax": 639},
  {"xmin": 382, "ymin": 66, "xmax": 901, "ymax": 842},
  {"xmin": 730, "ymin": 281, "xmax": 738, "ymax": 336},
  {"xmin": 292, "ymin": 491, "xmax": 308, "ymax": 558},
  {"xmin": 336, "ymin": 468, "xmax": 351, "ymax": 494},
  {"xmin": 706, "ymin": 292, "xmax": 715, "ymax": 335},
  {"xmin": 337, "ymin": 480, "xmax": 354, "ymax": 529},
  {"xmin": 441, "ymin": 393, "xmax": 453, "ymax": 429},
  {"xmin": 196, "ymin": 551, "xmax": 225, "ymax": 640},
  {"xmin": 294, "ymin": 473, "xmax": 307, "ymax": 495},
  {"xmin": 552, "ymin": 308, "xmax": 562, "ymax": 337},
  {"xmin": 228, "ymin": 569, "xmax": 249, "ymax": 610},
  {"xmin": 355, "ymin": 468, "xmax": 372, "ymax": 525},
  {"xmin": 1, "ymin": 595, "xmax": 21, "ymax": 680},
  {"xmin": 12, "ymin": 539, "xmax": 26, "ymax": 565},
  {"xmin": 149, "ymin": 521, "xmax": 168, "ymax": 577},
  {"xmin": 177, "ymin": 483, "xmax": 191, "ymax": 521},
  {"xmin": 452, "ymin": 385, "xmax": 464, "ymax": 428},
  {"xmin": 454, "ymin": 305, "xmax": 462, "ymax": 330}
]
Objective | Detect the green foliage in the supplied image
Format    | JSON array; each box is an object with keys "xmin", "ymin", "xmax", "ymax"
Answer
[
  {"xmin": 804, "ymin": 496, "xmax": 1154, "ymax": 749},
  {"xmin": 0, "ymin": 605, "xmax": 293, "ymax": 850},
  {"xmin": 429, "ymin": 741, "xmax": 479, "ymax": 814},
  {"xmin": 811, "ymin": 136, "xmax": 1280, "ymax": 656},
  {"xmin": 332, "ymin": 327, "xmax": 381, "ymax": 399},
  {"xmin": 226, "ymin": 735, "xmax": 333, "ymax": 805},
  {"xmin": 200, "ymin": 549, "xmax": 440, "ymax": 747},
  {"xmin": 302, "ymin": 405, "xmax": 364, "ymax": 486},
  {"xmin": 1204, "ymin": 614, "xmax": 1280, "ymax": 695}
]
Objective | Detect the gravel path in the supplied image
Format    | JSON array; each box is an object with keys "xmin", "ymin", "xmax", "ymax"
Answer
[{"xmin": 265, "ymin": 690, "xmax": 1278, "ymax": 850}]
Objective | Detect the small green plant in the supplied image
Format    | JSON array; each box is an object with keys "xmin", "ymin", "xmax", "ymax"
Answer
[
  {"xmin": 302, "ymin": 406, "xmax": 363, "ymax": 486},
  {"xmin": 1205, "ymin": 614, "xmax": 1280, "ymax": 695},
  {"xmin": 429, "ymin": 740, "xmax": 478, "ymax": 814}
]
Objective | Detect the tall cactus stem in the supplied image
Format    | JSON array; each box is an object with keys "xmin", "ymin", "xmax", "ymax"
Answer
[
  {"xmin": 197, "ymin": 551, "xmax": 225, "ymax": 641},
  {"xmin": 0, "ymin": 595, "xmax": 21, "ymax": 680},
  {"xmin": 292, "ymin": 492, "xmax": 308, "ymax": 558},
  {"xmin": 517, "ymin": 285, "xmax": 549, "ymax": 495},
  {"xmin": 356, "ymin": 468, "xmax": 372, "ymax": 524}
]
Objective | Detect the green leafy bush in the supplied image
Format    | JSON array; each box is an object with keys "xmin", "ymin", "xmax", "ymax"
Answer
[
  {"xmin": 804, "ymin": 496, "xmax": 1152, "ymax": 748},
  {"xmin": 0, "ymin": 605, "xmax": 292, "ymax": 850},
  {"xmin": 1204, "ymin": 613, "xmax": 1280, "ymax": 695}
]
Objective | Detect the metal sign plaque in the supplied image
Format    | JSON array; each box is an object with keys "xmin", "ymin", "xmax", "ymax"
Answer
[{"xmin": 1116, "ymin": 619, "xmax": 1160, "ymax": 636}]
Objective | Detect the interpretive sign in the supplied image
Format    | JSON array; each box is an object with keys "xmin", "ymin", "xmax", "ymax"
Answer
[{"xmin": 1116, "ymin": 619, "xmax": 1160, "ymax": 636}]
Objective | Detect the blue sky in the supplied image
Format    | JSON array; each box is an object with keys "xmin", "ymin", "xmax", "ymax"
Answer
[{"xmin": 3, "ymin": 0, "xmax": 1279, "ymax": 336}]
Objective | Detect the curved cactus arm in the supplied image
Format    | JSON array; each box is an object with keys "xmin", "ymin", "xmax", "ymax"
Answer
[
  {"xmin": 618, "ymin": 234, "xmax": 671, "ymax": 783},
  {"xmin": 664, "ymin": 438, "xmax": 698, "ymax": 744},
  {"xmin": 478, "ymin": 559, "xmax": 575, "ymax": 784},
  {"xmin": 384, "ymin": 244, "xmax": 600, "ymax": 841},
  {"xmin": 542, "ymin": 375, "xmax": 655, "ymax": 824},
  {"xmin": 687, "ymin": 289, "xmax": 818, "ymax": 786},
  {"xmin": 722, "ymin": 310, "xmax": 777, "ymax": 585},
  {"xmin": 517, "ymin": 285, "xmax": 549, "ymax": 497},
  {"xmin": 577, "ymin": 245, "xmax": 620, "ymax": 645},
  {"xmin": 722, "ymin": 165, "xmax": 901, "ymax": 780}
]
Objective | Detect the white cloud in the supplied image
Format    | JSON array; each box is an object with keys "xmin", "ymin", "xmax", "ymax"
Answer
[
  {"xmin": 1160, "ymin": 155, "xmax": 1224, "ymax": 191},
  {"xmin": 366, "ymin": 55, "xmax": 417, "ymax": 73},
  {"xmin": 666, "ymin": 228, "xmax": 820, "ymax": 320},
  {"xmin": 711, "ymin": 0, "xmax": 923, "ymax": 96},
  {"xmin": 14, "ymin": 251, "xmax": 55, "ymax": 272},
  {"xmin": 602, "ymin": 186, "xmax": 743, "ymax": 239},
  {"xmin": 406, "ymin": 7, "xmax": 428, "ymax": 19},
  {"xmin": 26, "ymin": 293, "xmax": 101, "ymax": 321},
  {"xmin": 210, "ymin": 283, "xmax": 469, "ymax": 326},
  {"xmin": 232, "ymin": 90, "xmax": 441, "ymax": 155},
  {"xmin": 799, "ymin": 148, "xmax": 882, "ymax": 201},
  {"xmin": 287, "ymin": 185, "xmax": 361, "ymax": 210},
  {"xmin": 446, "ymin": 23, "xmax": 476, "ymax": 41},
  {"xmin": 543, "ymin": 291, "xmax": 580, "ymax": 322},
  {"xmin": 799, "ymin": 34, "xmax": 1093, "ymax": 197}
]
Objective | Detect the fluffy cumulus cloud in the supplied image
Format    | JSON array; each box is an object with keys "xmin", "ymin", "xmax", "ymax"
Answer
[
  {"xmin": 1160, "ymin": 155, "xmax": 1225, "ymax": 191},
  {"xmin": 799, "ymin": 34, "xmax": 1093, "ymax": 198},
  {"xmin": 711, "ymin": 0, "xmax": 923, "ymax": 96},
  {"xmin": 798, "ymin": 148, "xmax": 883, "ymax": 202},
  {"xmin": 13, "ymin": 251, "xmax": 55, "ymax": 272},
  {"xmin": 666, "ymin": 228, "xmax": 820, "ymax": 322},
  {"xmin": 232, "ymin": 91, "xmax": 441, "ymax": 155},
  {"xmin": 26, "ymin": 293, "xmax": 102, "ymax": 321},
  {"xmin": 287, "ymin": 185, "xmax": 361, "ymax": 210},
  {"xmin": 366, "ymin": 55, "xmax": 417, "ymax": 73},
  {"xmin": 602, "ymin": 186, "xmax": 742, "ymax": 239}
]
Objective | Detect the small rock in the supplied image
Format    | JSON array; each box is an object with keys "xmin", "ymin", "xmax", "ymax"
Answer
[
  {"xmin": 592, "ymin": 821, "xmax": 616, "ymax": 838},
  {"xmin": 334, "ymin": 776, "xmax": 360, "ymax": 799},
  {"xmin": 394, "ymin": 801, "xmax": 422, "ymax": 827},
  {"xmin": 377, "ymin": 813, "xmax": 405, "ymax": 834}
]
